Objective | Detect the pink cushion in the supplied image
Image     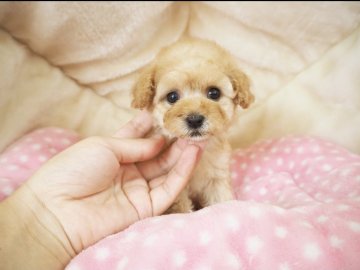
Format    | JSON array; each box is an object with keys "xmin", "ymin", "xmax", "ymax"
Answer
[
  {"xmin": 0, "ymin": 127, "xmax": 80, "ymax": 200},
  {"xmin": 1, "ymin": 131, "xmax": 359, "ymax": 270},
  {"xmin": 67, "ymin": 136, "xmax": 360, "ymax": 270}
]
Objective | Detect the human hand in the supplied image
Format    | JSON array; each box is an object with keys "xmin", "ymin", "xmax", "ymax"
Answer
[{"xmin": 0, "ymin": 112, "xmax": 201, "ymax": 269}]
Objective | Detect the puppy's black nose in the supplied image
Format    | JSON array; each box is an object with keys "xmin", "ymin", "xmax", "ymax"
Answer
[{"xmin": 186, "ymin": 114, "xmax": 205, "ymax": 129}]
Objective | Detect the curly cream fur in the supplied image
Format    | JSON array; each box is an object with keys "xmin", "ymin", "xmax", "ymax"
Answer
[{"xmin": 132, "ymin": 37, "xmax": 254, "ymax": 213}]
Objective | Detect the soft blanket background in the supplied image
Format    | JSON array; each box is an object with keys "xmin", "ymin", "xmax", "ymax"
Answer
[
  {"xmin": 0, "ymin": 2, "xmax": 360, "ymax": 153},
  {"xmin": 1, "ymin": 2, "xmax": 360, "ymax": 270}
]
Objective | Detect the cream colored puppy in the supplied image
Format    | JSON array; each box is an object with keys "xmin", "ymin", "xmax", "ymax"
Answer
[{"xmin": 132, "ymin": 37, "xmax": 254, "ymax": 213}]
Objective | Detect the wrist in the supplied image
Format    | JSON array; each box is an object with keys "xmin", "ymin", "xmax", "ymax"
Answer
[{"xmin": 0, "ymin": 184, "xmax": 76, "ymax": 270}]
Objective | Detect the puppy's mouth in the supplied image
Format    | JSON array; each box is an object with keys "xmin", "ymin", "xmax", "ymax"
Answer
[
  {"xmin": 185, "ymin": 129, "xmax": 209, "ymax": 141},
  {"xmin": 190, "ymin": 131, "xmax": 202, "ymax": 137}
]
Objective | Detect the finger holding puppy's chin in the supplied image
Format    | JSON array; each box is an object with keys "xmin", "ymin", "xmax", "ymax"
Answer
[{"xmin": 176, "ymin": 138, "xmax": 208, "ymax": 151}]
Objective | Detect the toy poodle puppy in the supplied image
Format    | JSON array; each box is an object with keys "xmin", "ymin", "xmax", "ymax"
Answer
[{"xmin": 131, "ymin": 37, "xmax": 254, "ymax": 213}]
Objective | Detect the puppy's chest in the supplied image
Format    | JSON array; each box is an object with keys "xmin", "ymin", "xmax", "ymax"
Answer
[{"xmin": 188, "ymin": 138, "xmax": 231, "ymax": 192}]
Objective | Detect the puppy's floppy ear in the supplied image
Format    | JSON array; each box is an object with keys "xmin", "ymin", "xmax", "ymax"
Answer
[
  {"xmin": 132, "ymin": 64, "xmax": 156, "ymax": 110},
  {"xmin": 228, "ymin": 68, "xmax": 254, "ymax": 109}
]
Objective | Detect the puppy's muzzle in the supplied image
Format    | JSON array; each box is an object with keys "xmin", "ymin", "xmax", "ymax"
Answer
[{"xmin": 185, "ymin": 113, "xmax": 205, "ymax": 129}]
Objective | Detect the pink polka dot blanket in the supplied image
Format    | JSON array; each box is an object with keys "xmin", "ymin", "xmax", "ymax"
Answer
[{"xmin": 1, "ymin": 128, "xmax": 360, "ymax": 270}]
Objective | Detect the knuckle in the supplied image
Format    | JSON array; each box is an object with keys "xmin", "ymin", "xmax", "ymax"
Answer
[
  {"xmin": 172, "ymin": 167, "xmax": 184, "ymax": 182},
  {"xmin": 162, "ymin": 181, "xmax": 174, "ymax": 200},
  {"xmin": 157, "ymin": 155, "xmax": 170, "ymax": 172}
]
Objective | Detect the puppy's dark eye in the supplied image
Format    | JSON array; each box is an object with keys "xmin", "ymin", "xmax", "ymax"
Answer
[
  {"xmin": 166, "ymin": 91, "xmax": 180, "ymax": 104},
  {"xmin": 207, "ymin": 87, "xmax": 221, "ymax": 101}
]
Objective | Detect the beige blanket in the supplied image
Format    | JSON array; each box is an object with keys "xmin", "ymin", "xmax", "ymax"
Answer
[{"xmin": 1, "ymin": 2, "xmax": 360, "ymax": 153}]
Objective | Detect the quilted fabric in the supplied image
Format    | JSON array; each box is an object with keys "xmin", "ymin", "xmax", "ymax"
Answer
[{"xmin": 1, "ymin": 2, "xmax": 360, "ymax": 153}]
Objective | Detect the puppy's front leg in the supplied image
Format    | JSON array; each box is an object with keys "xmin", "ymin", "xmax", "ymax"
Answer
[
  {"xmin": 203, "ymin": 176, "xmax": 234, "ymax": 207},
  {"xmin": 164, "ymin": 188, "xmax": 193, "ymax": 214}
]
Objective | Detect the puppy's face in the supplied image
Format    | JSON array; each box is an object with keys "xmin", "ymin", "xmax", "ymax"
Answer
[
  {"xmin": 152, "ymin": 67, "xmax": 236, "ymax": 140},
  {"xmin": 132, "ymin": 38, "xmax": 254, "ymax": 141}
]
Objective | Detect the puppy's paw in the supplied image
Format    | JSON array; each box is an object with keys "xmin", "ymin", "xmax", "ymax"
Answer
[{"xmin": 164, "ymin": 198, "xmax": 193, "ymax": 214}]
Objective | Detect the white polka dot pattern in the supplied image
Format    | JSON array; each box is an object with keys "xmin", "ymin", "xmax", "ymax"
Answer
[
  {"xmin": 1, "ymin": 134, "xmax": 360, "ymax": 270},
  {"xmin": 0, "ymin": 127, "xmax": 80, "ymax": 200},
  {"xmin": 62, "ymin": 136, "xmax": 360, "ymax": 270}
]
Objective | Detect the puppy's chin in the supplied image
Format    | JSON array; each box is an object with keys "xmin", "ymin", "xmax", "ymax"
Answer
[
  {"xmin": 158, "ymin": 125, "xmax": 211, "ymax": 142},
  {"xmin": 165, "ymin": 129, "xmax": 210, "ymax": 142},
  {"xmin": 187, "ymin": 131, "xmax": 210, "ymax": 142}
]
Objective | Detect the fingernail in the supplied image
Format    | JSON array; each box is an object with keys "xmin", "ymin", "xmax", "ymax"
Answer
[
  {"xmin": 176, "ymin": 138, "xmax": 189, "ymax": 148},
  {"xmin": 133, "ymin": 110, "xmax": 150, "ymax": 122},
  {"xmin": 184, "ymin": 144, "xmax": 202, "ymax": 163}
]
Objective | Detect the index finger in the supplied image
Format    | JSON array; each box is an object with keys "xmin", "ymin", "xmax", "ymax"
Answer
[
  {"xmin": 88, "ymin": 136, "xmax": 166, "ymax": 163},
  {"xmin": 136, "ymin": 139, "xmax": 186, "ymax": 180},
  {"xmin": 149, "ymin": 145, "xmax": 200, "ymax": 215}
]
